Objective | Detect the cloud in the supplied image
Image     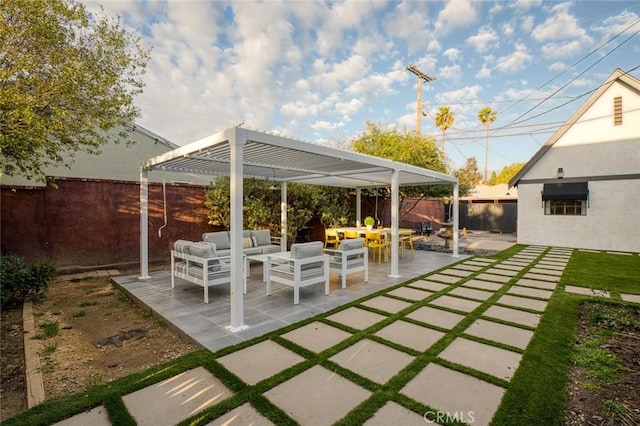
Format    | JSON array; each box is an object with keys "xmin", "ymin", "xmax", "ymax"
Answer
[
  {"xmin": 509, "ymin": 0, "xmax": 543, "ymax": 12},
  {"xmin": 439, "ymin": 65, "xmax": 463, "ymax": 83},
  {"xmin": 495, "ymin": 43, "xmax": 533, "ymax": 73},
  {"xmin": 591, "ymin": 10, "xmax": 640, "ymax": 42},
  {"xmin": 532, "ymin": 2, "xmax": 592, "ymax": 43},
  {"xmin": 383, "ymin": 1, "xmax": 434, "ymax": 53},
  {"xmin": 466, "ymin": 25, "xmax": 499, "ymax": 53},
  {"xmin": 476, "ymin": 65, "xmax": 492, "ymax": 79},
  {"xmin": 443, "ymin": 48, "xmax": 462, "ymax": 62},
  {"xmin": 435, "ymin": 84, "xmax": 483, "ymax": 104},
  {"xmin": 541, "ymin": 40, "xmax": 587, "ymax": 60},
  {"xmin": 549, "ymin": 62, "xmax": 568, "ymax": 71},
  {"xmin": 435, "ymin": 0, "xmax": 478, "ymax": 35}
]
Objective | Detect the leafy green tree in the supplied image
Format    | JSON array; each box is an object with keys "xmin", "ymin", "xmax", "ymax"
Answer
[
  {"xmin": 204, "ymin": 177, "xmax": 352, "ymax": 248},
  {"xmin": 478, "ymin": 106, "xmax": 497, "ymax": 182},
  {"xmin": 453, "ymin": 157, "xmax": 482, "ymax": 197},
  {"xmin": 350, "ymin": 121, "xmax": 451, "ymax": 215},
  {"xmin": 434, "ymin": 106, "xmax": 455, "ymax": 153},
  {"xmin": 0, "ymin": 0, "xmax": 151, "ymax": 181},
  {"xmin": 487, "ymin": 162, "xmax": 525, "ymax": 185}
]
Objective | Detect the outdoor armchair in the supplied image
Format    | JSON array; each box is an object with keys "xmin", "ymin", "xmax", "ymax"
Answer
[
  {"xmin": 267, "ymin": 241, "xmax": 330, "ymax": 305},
  {"xmin": 324, "ymin": 238, "xmax": 368, "ymax": 289}
]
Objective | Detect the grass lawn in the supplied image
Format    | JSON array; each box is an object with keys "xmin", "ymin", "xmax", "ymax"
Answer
[{"xmin": 4, "ymin": 247, "xmax": 639, "ymax": 426}]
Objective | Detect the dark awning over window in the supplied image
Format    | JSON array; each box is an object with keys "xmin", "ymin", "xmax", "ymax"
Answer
[{"xmin": 542, "ymin": 182, "xmax": 589, "ymax": 201}]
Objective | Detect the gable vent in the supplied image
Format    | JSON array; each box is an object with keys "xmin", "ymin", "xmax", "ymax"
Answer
[{"xmin": 614, "ymin": 96, "xmax": 622, "ymax": 125}]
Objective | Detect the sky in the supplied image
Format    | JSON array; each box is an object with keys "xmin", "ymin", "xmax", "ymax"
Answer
[{"xmin": 84, "ymin": 0, "xmax": 640, "ymax": 176}]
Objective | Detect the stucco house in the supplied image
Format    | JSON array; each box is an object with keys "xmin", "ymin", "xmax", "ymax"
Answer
[{"xmin": 509, "ymin": 68, "xmax": 640, "ymax": 253}]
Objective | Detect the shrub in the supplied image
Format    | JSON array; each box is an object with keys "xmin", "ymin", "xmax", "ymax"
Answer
[{"xmin": 0, "ymin": 253, "xmax": 56, "ymax": 306}]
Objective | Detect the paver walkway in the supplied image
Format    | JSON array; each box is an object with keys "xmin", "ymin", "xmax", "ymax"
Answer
[{"xmin": 52, "ymin": 246, "xmax": 639, "ymax": 426}]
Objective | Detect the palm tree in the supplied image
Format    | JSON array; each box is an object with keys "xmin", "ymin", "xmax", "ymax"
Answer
[
  {"xmin": 478, "ymin": 106, "xmax": 497, "ymax": 182},
  {"xmin": 434, "ymin": 106, "xmax": 455, "ymax": 153}
]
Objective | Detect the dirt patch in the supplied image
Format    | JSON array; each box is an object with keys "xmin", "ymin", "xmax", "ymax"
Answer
[
  {"xmin": 564, "ymin": 303, "xmax": 640, "ymax": 425},
  {"xmin": 0, "ymin": 276, "xmax": 198, "ymax": 420}
]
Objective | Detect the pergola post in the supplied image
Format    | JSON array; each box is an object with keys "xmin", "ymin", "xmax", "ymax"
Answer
[
  {"xmin": 390, "ymin": 170, "xmax": 400, "ymax": 277},
  {"xmin": 453, "ymin": 181, "xmax": 459, "ymax": 257},
  {"xmin": 227, "ymin": 129, "xmax": 248, "ymax": 332},
  {"xmin": 138, "ymin": 168, "xmax": 151, "ymax": 280},
  {"xmin": 355, "ymin": 188, "xmax": 362, "ymax": 227},
  {"xmin": 281, "ymin": 182, "xmax": 287, "ymax": 251}
]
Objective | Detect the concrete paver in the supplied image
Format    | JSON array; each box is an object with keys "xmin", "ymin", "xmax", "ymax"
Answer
[
  {"xmin": 410, "ymin": 280, "xmax": 450, "ymax": 292},
  {"xmin": 449, "ymin": 286, "xmax": 494, "ymax": 301},
  {"xmin": 532, "ymin": 263, "xmax": 565, "ymax": 271},
  {"xmin": 483, "ymin": 268, "xmax": 519, "ymax": 277},
  {"xmin": 430, "ymin": 295, "xmax": 482, "ymax": 313},
  {"xmin": 281, "ymin": 321, "xmax": 352, "ymax": 353},
  {"xmin": 523, "ymin": 273, "xmax": 560, "ymax": 282},
  {"xmin": 364, "ymin": 401, "xmax": 427, "ymax": 426},
  {"xmin": 463, "ymin": 279, "xmax": 503, "ymax": 291},
  {"xmin": 439, "ymin": 338, "xmax": 522, "ymax": 381},
  {"xmin": 330, "ymin": 339, "xmax": 414, "ymax": 384},
  {"xmin": 497, "ymin": 295, "xmax": 548, "ymax": 312},
  {"xmin": 375, "ymin": 319, "xmax": 445, "ymax": 351},
  {"xmin": 264, "ymin": 365, "xmax": 370, "ymax": 426},
  {"xmin": 464, "ymin": 319, "xmax": 535, "ymax": 350},
  {"xmin": 483, "ymin": 305, "xmax": 541, "ymax": 328},
  {"xmin": 52, "ymin": 406, "xmax": 110, "ymax": 426},
  {"xmin": 440, "ymin": 268, "xmax": 473, "ymax": 277},
  {"xmin": 476, "ymin": 273, "xmax": 511, "ymax": 283},
  {"xmin": 360, "ymin": 296, "xmax": 413, "ymax": 313},
  {"xmin": 327, "ymin": 306, "xmax": 388, "ymax": 330},
  {"xmin": 427, "ymin": 273, "xmax": 462, "ymax": 284},
  {"xmin": 564, "ymin": 285, "xmax": 610, "ymax": 298},
  {"xmin": 516, "ymin": 278, "xmax": 557, "ymax": 290},
  {"xmin": 528, "ymin": 267, "xmax": 563, "ymax": 276},
  {"xmin": 123, "ymin": 367, "xmax": 232, "ymax": 425},
  {"xmin": 406, "ymin": 306, "xmax": 466, "ymax": 329},
  {"xmin": 217, "ymin": 340, "xmax": 304, "ymax": 385},
  {"xmin": 205, "ymin": 403, "xmax": 274, "ymax": 425},
  {"xmin": 620, "ymin": 293, "xmax": 640, "ymax": 304},
  {"xmin": 401, "ymin": 363, "xmax": 505, "ymax": 426},
  {"xmin": 508, "ymin": 286, "xmax": 554, "ymax": 300},
  {"xmin": 493, "ymin": 264, "xmax": 525, "ymax": 271},
  {"xmin": 387, "ymin": 286, "xmax": 432, "ymax": 301},
  {"xmin": 454, "ymin": 263, "xmax": 483, "ymax": 272}
]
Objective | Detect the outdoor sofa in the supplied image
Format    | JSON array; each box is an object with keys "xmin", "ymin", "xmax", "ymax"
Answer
[
  {"xmin": 202, "ymin": 229, "xmax": 280, "ymax": 256},
  {"xmin": 171, "ymin": 240, "xmax": 244, "ymax": 303}
]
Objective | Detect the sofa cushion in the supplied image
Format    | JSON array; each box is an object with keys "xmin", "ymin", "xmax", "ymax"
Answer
[
  {"xmin": 336, "ymin": 238, "xmax": 365, "ymax": 261},
  {"xmin": 242, "ymin": 237, "xmax": 258, "ymax": 248},
  {"xmin": 252, "ymin": 229, "xmax": 272, "ymax": 246},
  {"xmin": 202, "ymin": 232, "xmax": 230, "ymax": 250},
  {"xmin": 290, "ymin": 241, "xmax": 324, "ymax": 271},
  {"xmin": 188, "ymin": 242, "xmax": 221, "ymax": 272},
  {"xmin": 173, "ymin": 240, "xmax": 193, "ymax": 254}
]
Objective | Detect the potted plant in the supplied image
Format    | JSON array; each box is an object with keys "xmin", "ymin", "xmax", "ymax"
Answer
[{"xmin": 364, "ymin": 216, "xmax": 375, "ymax": 231}]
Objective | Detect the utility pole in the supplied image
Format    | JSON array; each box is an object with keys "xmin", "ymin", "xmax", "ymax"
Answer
[{"xmin": 406, "ymin": 64, "xmax": 436, "ymax": 136}]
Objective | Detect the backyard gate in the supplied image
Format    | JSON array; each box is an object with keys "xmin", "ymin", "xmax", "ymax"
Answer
[{"xmin": 458, "ymin": 202, "xmax": 517, "ymax": 234}]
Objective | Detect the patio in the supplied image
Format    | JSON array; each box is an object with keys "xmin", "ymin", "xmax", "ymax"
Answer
[{"xmin": 113, "ymin": 248, "xmax": 469, "ymax": 352}]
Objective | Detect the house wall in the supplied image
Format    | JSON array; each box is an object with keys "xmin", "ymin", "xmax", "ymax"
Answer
[
  {"xmin": 517, "ymin": 78, "xmax": 640, "ymax": 253},
  {"xmin": 1, "ymin": 179, "xmax": 214, "ymax": 269},
  {"xmin": 517, "ymin": 180, "xmax": 640, "ymax": 252}
]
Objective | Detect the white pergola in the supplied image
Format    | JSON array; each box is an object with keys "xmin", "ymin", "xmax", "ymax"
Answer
[{"xmin": 139, "ymin": 126, "xmax": 459, "ymax": 331}]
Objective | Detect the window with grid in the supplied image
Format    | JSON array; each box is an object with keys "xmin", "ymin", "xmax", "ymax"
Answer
[{"xmin": 544, "ymin": 200, "xmax": 586, "ymax": 215}]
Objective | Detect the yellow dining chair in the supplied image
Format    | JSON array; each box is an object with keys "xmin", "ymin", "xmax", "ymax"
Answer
[
  {"xmin": 343, "ymin": 230, "xmax": 360, "ymax": 239},
  {"xmin": 324, "ymin": 229, "xmax": 340, "ymax": 249},
  {"xmin": 399, "ymin": 228, "xmax": 415, "ymax": 258},
  {"xmin": 365, "ymin": 231, "xmax": 389, "ymax": 264}
]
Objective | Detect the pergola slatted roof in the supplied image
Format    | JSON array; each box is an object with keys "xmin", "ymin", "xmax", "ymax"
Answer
[{"xmin": 143, "ymin": 128, "xmax": 456, "ymax": 188}]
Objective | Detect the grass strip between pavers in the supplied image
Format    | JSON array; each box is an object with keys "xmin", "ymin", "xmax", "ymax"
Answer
[{"xmin": 7, "ymin": 245, "xmax": 639, "ymax": 426}]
